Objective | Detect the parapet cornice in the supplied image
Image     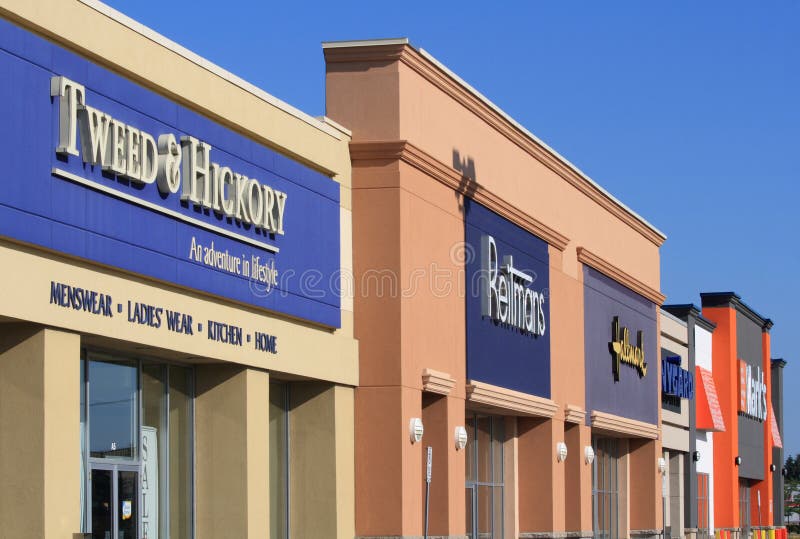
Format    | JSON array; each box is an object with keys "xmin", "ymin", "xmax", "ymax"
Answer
[
  {"xmin": 326, "ymin": 43, "xmax": 666, "ymax": 248},
  {"xmin": 700, "ymin": 292, "xmax": 772, "ymax": 331},
  {"xmin": 349, "ymin": 140, "xmax": 570, "ymax": 251},
  {"xmin": 577, "ymin": 247, "xmax": 666, "ymax": 305}
]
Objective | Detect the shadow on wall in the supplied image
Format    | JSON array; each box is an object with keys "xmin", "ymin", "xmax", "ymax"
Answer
[{"xmin": 453, "ymin": 149, "xmax": 478, "ymax": 215}]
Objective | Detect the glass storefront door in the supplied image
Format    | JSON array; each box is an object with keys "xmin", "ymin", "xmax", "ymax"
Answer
[
  {"xmin": 90, "ymin": 463, "xmax": 139, "ymax": 539},
  {"xmin": 465, "ymin": 414, "xmax": 504, "ymax": 539},
  {"xmin": 739, "ymin": 480, "xmax": 751, "ymax": 539},
  {"xmin": 81, "ymin": 353, "xmax": 195, "ymax": 539},
  {"xmin": 592, "ymin": 438, "xmax": 619, "ymax": 539}
]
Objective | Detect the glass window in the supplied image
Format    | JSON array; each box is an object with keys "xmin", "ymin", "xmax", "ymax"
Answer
[
  {"xmin": 465, "ymin": 414, "xmax": 504, "ymax": 539},
  {"xmin": 593, "ymin": 438, "xmax": 619, "ymax": 539},
  {"xmin": 739, "ymin": 480, "xmax": 751, "ymax": 537},
  {"xmin": 270, "ymin": 383, "xmax": 289, "ymax": 539},
  {"xmin": 89, "ymin": 358, "xmax": 138, "ymax": 459},
  {"xmin": 81, "ymin": 354, "xmax": 194, "ymax": 539}
]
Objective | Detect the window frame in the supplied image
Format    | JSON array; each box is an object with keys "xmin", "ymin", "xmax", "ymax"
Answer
[{"xmin": 80, "ymin": 348, "xmax": 196, "ymax": 538}]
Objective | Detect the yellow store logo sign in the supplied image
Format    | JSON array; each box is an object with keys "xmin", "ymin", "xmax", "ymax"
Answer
[{"xmin": 609, "ymin": 316, "xmax": 647, "ymax": 380}]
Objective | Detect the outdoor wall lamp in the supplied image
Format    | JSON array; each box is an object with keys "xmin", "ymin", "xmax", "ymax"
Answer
[
  {"xmin": 556, "ymin": 442, "xmax": 568, "ymax": 462},
  {"xmin": 693, "ymin": 451, "xmax": 701, "ymax": 462},
  {"xmin": 454, "ymin": 426, "xmax": 468, "ymax": 451},
  {"xmin": 770, "ymin": 463, "xmax": 777, "ymax": 472},
  {"xmin": 584, "ymin": 446, "xmax": 595, "ymax": 465},
  {"xmin": 658, "ymin": 457, "xmax": 666, "ymax": 475},
  {"xmin": 782, "ymin": 467, "xmax": 788, "ymax": 477},
  {"xmin": 409, "ymin": 418, "xmax": 424, "ymax": 444},
  {"xmin": 734, "ymin": 456, "xmax": 742, "ymax": 466}
]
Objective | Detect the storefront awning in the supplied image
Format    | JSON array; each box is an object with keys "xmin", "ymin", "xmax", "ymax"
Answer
[
  {"xmin": 770, "ymin": 401, "xmax": 783, "ymax": 448},
  {"xmin": 696, "ymin": 366, "xmax": 725, "ymax": 432}
]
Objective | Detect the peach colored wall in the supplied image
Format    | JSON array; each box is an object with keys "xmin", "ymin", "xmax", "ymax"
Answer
[
  {"xmin": 394, "ymin": 58, "xmax": 660, "ymax": 289},
  {"xmin": 398, "ymin": 161, "xmax": 467, "ymax": 397},
  {"xmin": 517, "ymin": 418, "xmax": 566, "ymax": 533},
  {"xmin": 328, "ymin": 41, "xmax": 664, "ymax": 538},
  {"xmin": 549, "ymin": 246, "xmax": 586, "ymax": 409},
  {"xmin": 629, "ymin": 438, "xmax": 661, "ymax": 530}
]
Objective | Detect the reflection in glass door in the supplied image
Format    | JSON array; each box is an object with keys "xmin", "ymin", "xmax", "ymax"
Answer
[{"xmin": 90, "ymin": 464, "xmax": 139, "ymax": 539}]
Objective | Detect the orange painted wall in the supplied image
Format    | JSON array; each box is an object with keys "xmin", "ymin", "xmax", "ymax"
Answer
[{"xmin": 702, "ymin": 306, "xmax": 739, "ymax": 528}]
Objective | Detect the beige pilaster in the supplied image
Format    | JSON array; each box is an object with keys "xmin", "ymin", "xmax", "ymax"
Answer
[
  {"xmin": 0, "ymin": 325, "xmax": 81, "ymax": 538},
  {"xmin": 290, "ymin": 382, "xmax": 355, "ymax": 539},
  {"xmin": 195, "ymin": 364, "xmax": 269, "ymax": 539}
]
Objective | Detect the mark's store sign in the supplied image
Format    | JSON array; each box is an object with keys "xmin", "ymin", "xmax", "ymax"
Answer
[{"xmin": 738, "ymin": 359, "xmax": 767, "ymax": 422}]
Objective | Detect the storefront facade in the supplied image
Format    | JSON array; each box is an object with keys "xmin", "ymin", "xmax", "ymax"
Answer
[
  {"xmin": 658, "ymin": 310, "xmax": 693, "ymax": 539},
  {"xmin": 700, "ymin": 293, "xmax": 780, "ymax": 538},
  {"xmin": 663, "ymin": 304, "xmax": 722, "ymax": 539},
  {"xmin": 0, "ymin": 1, "xmax": 358, "ymax": 538},
  {"xmin": 324, "ymin": 38, "xmax": 666, "ymax": 539}
]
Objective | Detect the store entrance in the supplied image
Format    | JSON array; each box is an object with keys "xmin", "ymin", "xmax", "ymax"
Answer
[
  {"xmin": 592, "ymin": 437, "xmax": 619, "ymax": 539},
  {"xmin": 90, "ymin": 463, "xmax": 140, "ymax": 539}
]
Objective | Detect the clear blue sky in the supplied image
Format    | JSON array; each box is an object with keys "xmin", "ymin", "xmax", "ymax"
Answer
[{"xmin": 103, "ymin": 0, "xmax": 798, "ymax": 457}]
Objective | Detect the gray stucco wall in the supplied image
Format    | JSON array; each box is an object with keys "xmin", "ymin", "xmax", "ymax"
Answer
[{"xmin": 737, "ymin": 311, "xmax": 765, "ymax": 481}]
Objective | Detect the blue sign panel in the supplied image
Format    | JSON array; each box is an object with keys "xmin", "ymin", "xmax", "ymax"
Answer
[
  {"xmin": 584, "ymin": 267, "xmax": 658, "ymax": 425},
  {"xmin": 0, "ymin": 19, "xmax": 340, "ymax": 327},
  {"xmin": 464, "ymin": 199, "xmax": 551, "ymax": 398},
  {"xmin": 662, "ymin": 355, "xmax": 695, "ymax": 400}
]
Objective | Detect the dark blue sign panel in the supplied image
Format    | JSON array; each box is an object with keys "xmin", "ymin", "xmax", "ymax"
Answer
[
  {"xmin": 584, "ymin": 267, "xmax": 658, "ymax": 425},
  {"xmin": 662, "ymin": 355, "xmax": 695, "ymax": 400},
  {"xmin": 0, "ymin": 19, "xmax": 340, "ymax": 327},
  {"xmin": 464, "ymin": 200, "xmax": 550, "ymax": 398}
]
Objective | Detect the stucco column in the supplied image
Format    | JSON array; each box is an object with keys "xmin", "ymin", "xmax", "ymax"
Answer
[
  {"xmin": 195, "ymin": 364, "xmax": 269, "ymax": 539},
  {"xmin": 0, "ymin": 325, "xmax": 81, "ymax": 538},
  {"xmin": 290, "ymin": 382, "xmax": 355, "ymax": 539},
  {"xmin": 565, "ymin": 422, "xmax": 593, "ymax": 535},
  {"xmin": 518, "ymin": 417, "xmax": 565, "ymax": 536},
  {"xmin": 629, "ymin": 438, "xmax": 662, "ymax": 534},
  {"xmin": 420, "ymin": 392, "xmax": 466, "ymax": 537}
]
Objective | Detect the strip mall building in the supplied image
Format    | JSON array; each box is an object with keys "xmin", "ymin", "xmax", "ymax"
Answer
[{"xmin": 0, "ymin": 2, "xmax": 789, "ymax": 539}]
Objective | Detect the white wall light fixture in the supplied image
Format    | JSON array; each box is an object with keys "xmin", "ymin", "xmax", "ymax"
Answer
[
  {"xmin": 454, "ymin": 426, "xmax": 468, "ymax": 451},
  {"xmin": 556, "ymin": 442, "xmax": 568, "ymax": 462},
  {"xmin": 409, "ymin": 418, "xmax": 424, "ymax": 444},
  {"xmin": 658, "ymin": 457, "xmax": 666, "ymax": 475},
  {"xmin": 584, "ymin": 446, "xmax": 595, "ymax": 465}
]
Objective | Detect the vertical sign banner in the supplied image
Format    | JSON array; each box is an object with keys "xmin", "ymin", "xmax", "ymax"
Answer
[{"xmin": 141, "ymin": 426, "xmax": 159, "ymax": 539}]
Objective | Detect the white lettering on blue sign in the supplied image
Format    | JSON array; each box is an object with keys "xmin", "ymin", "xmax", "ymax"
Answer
[
  {"xmin": 661, "ymin": 356, "xmax": 694, "ymax": 400},
  {"xmin": 51, "ymin": 76, "xmax": 287, "ymax": 235},
  {"xmin": 480, "ymin": 235, "xmax": 546, "ymax": 336}
]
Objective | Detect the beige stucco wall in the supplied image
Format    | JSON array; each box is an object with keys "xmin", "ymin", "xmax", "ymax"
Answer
[
  {"xmin": 0, "ymin": 326, "xmax": 81, "ymax": 538},
  {"xmin": 661, "ymin": 310, "xmax": 690, "ymax": 439}
]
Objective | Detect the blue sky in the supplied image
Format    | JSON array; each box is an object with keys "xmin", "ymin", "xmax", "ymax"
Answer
[{"xmin": 103, "ymin": 0, "xmax": 799, "ymax": 457}]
